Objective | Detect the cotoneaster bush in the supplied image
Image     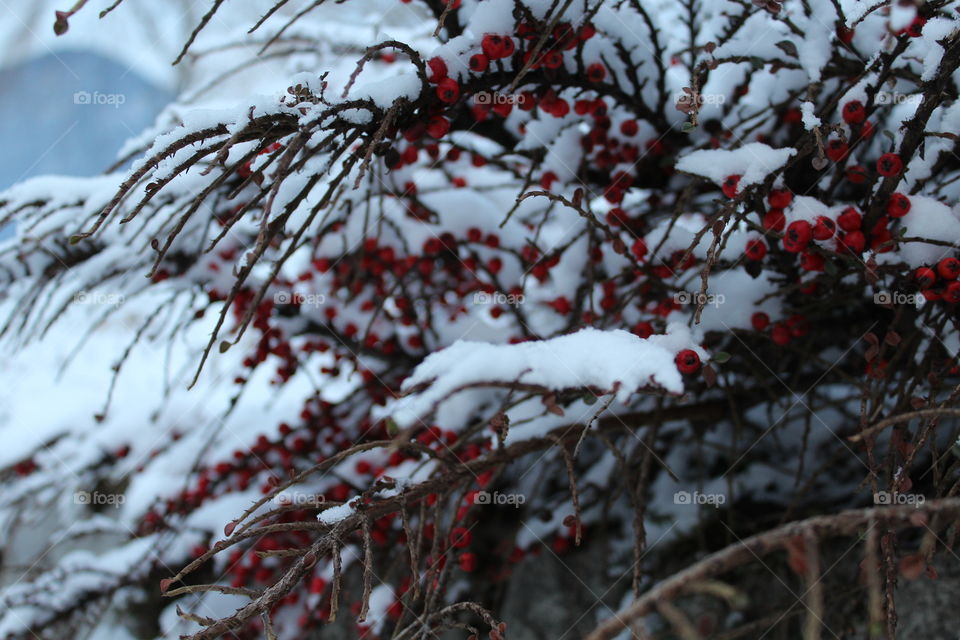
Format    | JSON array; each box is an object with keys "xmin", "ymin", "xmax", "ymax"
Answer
[{"xmin": 3, "ymin": 1, "xmax": 960, "ymax": 639}]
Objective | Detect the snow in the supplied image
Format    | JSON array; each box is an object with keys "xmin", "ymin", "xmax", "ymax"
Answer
[
  {"xmin": 797, "ymin": 13, "xmax": 832, "ymax": 82},
  {"xmin": 351, "ymin": 73, "xmax": 422, "ymax": 108},
  {"xmin": 318, "ymin": 502, "xmax": 356, "ymax": 524},
  {"xmin": 3, "ymin": 0, "xmax": 960, "ymax": 637},
  {"xmin": 679, "ymin": 268, "xmax": 782, "ymax": 333},
  {"xmin": 466, "ymin": 0, "xmax": 516, "ymax": 35},
  {"xmin": 389, "ymin": 325, "xmax": 704, "ymax": 429},
  {"xmin": 801, "ymin": 101, "xmax": 821, "ymax": 130},
  {"xmin": 889, "ymin": 3, "xmax": 917, "ymax": 32},
  {"xmin": 920, "ymin": 18, "xmax": 957, "ymax": 82},
  {"xmin": 886, "ymin": 196, "xmax": 960, "ymax": 268},
  {"xmin": 675, "ymin": 143, "xmax": 796, "ymax": 190}
]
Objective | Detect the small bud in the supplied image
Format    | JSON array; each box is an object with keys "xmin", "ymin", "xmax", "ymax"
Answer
[{"xmin": 53, "ymin": 11, "xmax": 69, "ymax": 35}]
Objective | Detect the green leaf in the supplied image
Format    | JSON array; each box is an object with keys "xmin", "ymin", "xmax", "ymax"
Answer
[
  {"xmin": 681, "ymin": 121, "xmax": 696, "ymax": 133},
  {"xmin": 385, "ymin": 417, "xmax": 399, "ymax": 436},
  {"xmin": 712, "ymin": 351, "xmax": 732, "ymax": 364}
]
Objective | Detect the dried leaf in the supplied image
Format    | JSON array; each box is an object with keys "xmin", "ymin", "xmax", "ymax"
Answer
[
  {"xmin": 899, "ymin": 554, "xmax": 925, "ymax": 580},
  {"xmin": 702, "ymin": 364, "xmax": 717, "ymax": 388}
]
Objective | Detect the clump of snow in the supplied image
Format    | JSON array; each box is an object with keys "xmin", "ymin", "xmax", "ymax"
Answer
[
  {"xmin": 920, "ymin": 18, "xmax": 957, "ymax": 82},
  {"xmin": 318, "ymin": 502, "xmax": 356, "ymax": 524},
  {"xmin": 466, "ymin": 0, "xmax": 516, "ymax": 35},
  {"xmin": 679, "ymin": 269, "xmax": 782, "ymax": 333},
  {"xmin": 887, "ymin": 196, "xmax": 960, "ymax": 267},
  {"xmin": 352, "ymin": 73, "xmax": 422, "ymax": 108},
  {"xmin": 889, "ymin": 3, "xmax": 917, "ymax": 31},
  {"xmin": 801, "ymin": 101, "xmax": 821, "ymax": 130},
  {"xmin": 389, "ymin": 325, "xmax": 704, "ymax": 429},
  {"xmin": 675, "ymin": 143, "xmax": 796, "ymax": 190}
]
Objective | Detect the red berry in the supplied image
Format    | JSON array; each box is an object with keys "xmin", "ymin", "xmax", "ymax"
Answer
[
  {"xmin": 586, "ymin": 63, "xmax": 606, "ymax": 82},
  {"xmin": 877, "ymin": 153, "xmax": 903, "ymax": 177},
  {"xmin": 812, "ymin": 216, "xmax": 836, "ymax": 240},
  {"xmin": 427, "ymin": 56, "xmax": 448, "ymax": 82},
  {"xmin": 450, "ymin": 526, "xmax": 472, "ymax": 548},
  {"xmin": 436, "ymin": 78, "xmax": 460, "ymax": 103},
  {"xmin": 763, "ymin": 208, "xmax": 786, "ymax": 232},
  {"xmin": 631, "ymin": 238, "xmax": 648, "ymax": 261},
  {"xmin": 768, "ymin": 189, "xmax": 792, "ymax": 209},
  {"xmin": 751, "ymin": 312, "xmax": 770, "ymax": 331},
  {"xmin": 771, "ymin": 323, "xmax": 791, "ymax": 345},
  {"xmin": 906, "ymin": 16, "xmax": 926, "ymax": 38},
  {"xmin": 310, "ymin": 577, "xmax": 327, "ymax": 594},
  {"xmin": 783, "ymin": 108, "xmax": 802, "ymax": 124},
  {"xmin": 839, "ymin": 230, "xmax": 865, "ymax": 253},
  {"xmin": 838, "ymin": 26, "xmax": 855, "ymax": 44},
  {"xmin": 542, "ymin": 50, "xmax": 563, "ymax": 69},
  {"xmin": 945, "ymin": 281, "xmax": 960, "ymax": 303},
  {"xmin": 800, "ymin": 251, "xmax": 824, "ymax": 272},
  {"xmin": 620, "ymin": 119, "xmax": 639, "ymax": 136},
  {"xmin": 938, "ymin": 258, "xmax": 960, "ymax": 280},
  {"xmin": 846, "ymin": 165, "xmax": 867, "ymax": 184},
  {"xmin": 915, "ymin": 267, "xmax": 937, "ymax": 288},
  {"xmin": 842, "ymin": 100, "xmax": 866, "ymax": 125},
  {"xmin": 458, "ymin": 552, "xmax": 478, "ymax": 572},
  {"xmin": 783, "ymin": 220, "xmax": 813, "ymax": 253},
  {"xmin": 632, "ymin": 321, "xmax": 654, "ymax": 338},
  {"xmin": 675, "ymin": 349, "xmax": 701, "ymax": 375},
  {"xmin": 549, "ymin": 297, "xmax": 572, "ymax": 315},
  {"xmin": 825, "ymin": 139, "xmax": 849, "ymax": 162},
  {"xmin": 425, "ymin": 115, "xmax": 450, "ymax": 139},
  {"xmin": 787, "ymin": 314, "xmax": 809, "ymax": 337},
  {"xmin": 469, "ymin": 54, "xmax": 489, "ymax": 72},
  {"xmin": 721, "ymin": 174, "xmax": 741, "ymax": 198},
  {"xmin": 492, "ymin": 100, "xmax": 512, "ymax": 118},
  {"xmin": 481, "ymin": 34, "xmax": 503, "ymax": 59},
  {"xmin": 871, "ymin": 226, "xmax": 894, "ymax": 253},
  {"xmin": 837, "ymin": 207, "xmax": 861, "ymax": 231},
  {"xmin": 887, "ymin": 193, "xmax": 911, "ymax": 218},
  {"xmin": 745, "ymin": 239, "xmax": 767, "ymax": 261}
]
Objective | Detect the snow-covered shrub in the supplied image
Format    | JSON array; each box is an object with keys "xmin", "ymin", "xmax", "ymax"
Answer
[{"xmin": 3, "ymin": 0, "xmax": 960, "ymax": 638}]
